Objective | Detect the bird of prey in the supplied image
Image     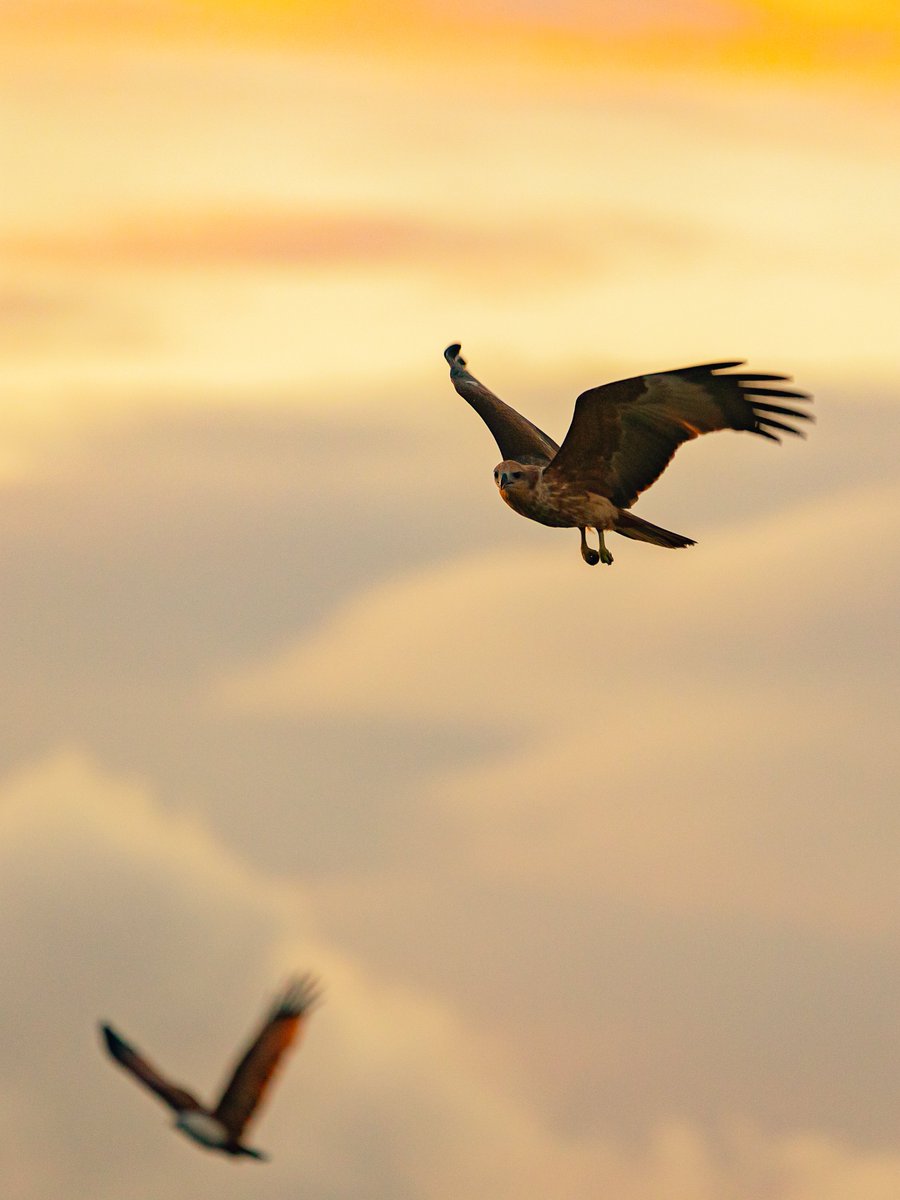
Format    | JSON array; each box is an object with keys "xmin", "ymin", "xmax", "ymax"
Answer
[
  {"xmin": 100, "ymin": 975, "xmax": 320, "ymax": 1160},
  {"xmin": 444, "ymin": 343, "xmax": 811, "ymax": 566}
]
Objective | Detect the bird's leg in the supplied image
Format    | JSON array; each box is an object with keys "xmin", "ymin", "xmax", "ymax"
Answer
[
  {"xmin": 597, "ymin": 529, "xmax": 614, "ymax": 566},
  {"xmin": 579, "ymin": 527, "xmax": 600, "ymax": 566}
]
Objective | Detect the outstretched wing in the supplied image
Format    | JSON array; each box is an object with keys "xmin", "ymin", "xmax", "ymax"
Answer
[
  {"xmin": 100, "ymin": 1023, "xmax": 202, "ymax": 1113},
  {"xmin": 213, "ymin": 975, "xmax": 321, "ymax": 1139},
  {"xmin": 544, "ymin": 361, "xmax": 812, "ymax": 507},
  {"xmin": 445, "ymin": 343, "xmax": 559, "ymax": 466}
]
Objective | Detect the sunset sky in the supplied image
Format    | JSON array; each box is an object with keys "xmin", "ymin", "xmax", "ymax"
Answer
[{"xmin": 1, "ymin": 3, "xmax": 899, "ymax": 1198}]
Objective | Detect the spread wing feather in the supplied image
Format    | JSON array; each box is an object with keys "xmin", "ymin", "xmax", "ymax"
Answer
[
  {"xmin": 100, "ymin": 1024, "xmax": 202, "ymax": 1113},
  {"xmin": 445, "ymin": 343, "xmax": 559, "ymax": 465},
  {"xmin": 544, "ymin": 362, "xmax": 812, "ymax": 507},
  {"xmin": 213, "ymin": 975, "xmax": 320, "ymax": 1138}
]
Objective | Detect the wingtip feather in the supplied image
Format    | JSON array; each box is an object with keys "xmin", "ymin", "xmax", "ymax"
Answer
[
  {"xmin": 100, "ymin": 1023, "xmax": 128, "ymax": 1058},
  {"xmin": 275, "ymin": 973, "xmax": 323, "ymax": 1019}
]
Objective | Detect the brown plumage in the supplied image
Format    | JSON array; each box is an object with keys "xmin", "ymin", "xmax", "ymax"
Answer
[
  {"xmin": 445, "ymin": 343, "xmax": 812, "ymax": 566},
  {"xmin": 100, "ymin": 975, "xmax": 320, "ymax": 1160}
]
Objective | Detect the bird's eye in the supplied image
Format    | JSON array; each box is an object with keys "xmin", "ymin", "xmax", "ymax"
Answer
[{"xmin": 511, "ymin": 471, "xmax": 522, "ymax": 480}]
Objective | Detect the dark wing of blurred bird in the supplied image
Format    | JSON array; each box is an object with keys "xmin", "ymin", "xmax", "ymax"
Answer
[
  {"xmin": 444, "ymin": 343, "xmax": 812, "ymax": 567},
  {"xmin": 100, "ymin": 974, "xmax": 320, "ymax": 1160},
  {"xmin": 101, "ymin": 1024, "xmax": 202, "ymax": 1114},
  {"xmin": 211, "ymin": 976, "xmax": 319, "ymax": 1145}
]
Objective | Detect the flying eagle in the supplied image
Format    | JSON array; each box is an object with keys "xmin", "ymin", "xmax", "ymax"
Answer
[
  {"xmin": 100, "ymin": 975, "xmax": 320, "ymax": 1160},
  {"xmin": 445, "ymin": 343, "xmax": 811, "ymax": 566}
]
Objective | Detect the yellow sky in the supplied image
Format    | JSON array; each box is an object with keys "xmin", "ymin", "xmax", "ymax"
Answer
[
  {"xmin": 3, "ymin": 0, "xmax": 899, "ymax": 78},
  {"xmin": 1, "ymin": 30, "xmax": 896, "ymax": 457}
]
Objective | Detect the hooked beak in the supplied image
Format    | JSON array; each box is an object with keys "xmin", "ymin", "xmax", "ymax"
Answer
[{"xmin": 497, "ymin": 471, "xmax": 510, "ymax": 489}]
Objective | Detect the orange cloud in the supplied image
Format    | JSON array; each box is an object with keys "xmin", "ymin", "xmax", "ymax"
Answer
[
  {"xmin": 1, "ymin": 0, "xmax": 897, "ymax": 78},
  {"xmin": 1, "ymin": 209, "xmax": 581, "ymax": 271}
]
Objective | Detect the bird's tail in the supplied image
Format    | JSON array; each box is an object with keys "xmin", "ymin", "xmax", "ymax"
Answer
[
  {"xmin": 236, "ymin": 1145, "xmax": 268, "ymax": 1161},
  {"xmin": 613, "ymin": 511, "xmax": 695, "ymax": 549}
]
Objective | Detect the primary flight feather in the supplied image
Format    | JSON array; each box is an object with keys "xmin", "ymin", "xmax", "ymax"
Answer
[
  {"xmin": 100, "ymin": 975, "xmax": 320, "ymax": 1160},
  {"xmin": 445, "ymin": 343, "xmax": 812, "ymax": 566}
]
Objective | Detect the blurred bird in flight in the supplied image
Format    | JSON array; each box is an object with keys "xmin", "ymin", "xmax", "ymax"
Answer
[
  {"xmin": 445, "ymin": 343, "xmax": 811, "ymax": 566},
  {"xmin": 100, "ymin": 975, "xmax": 320, "ymax": 1160}
]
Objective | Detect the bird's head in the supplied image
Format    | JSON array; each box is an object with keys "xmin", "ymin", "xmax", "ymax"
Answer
[{"xmin": 493, "ymin": 460, "xmax": 539, "ymax": 499}]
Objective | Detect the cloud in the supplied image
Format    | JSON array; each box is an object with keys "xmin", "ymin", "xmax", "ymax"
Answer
[
  {"xmin": 1, "ymin": 205, "xmax": 711, "ymax": 311},
  {"xmin": 3, "ymin": 754, "xmax": 900, "ymax": 1199},
  {"xmin": 432, "ymin": 0, "xmax": 745, "ymax": 37},
  {"xmin": 1, "ymin": 208, "xmax": 585, "ymax": 275},
  {"xmin": 0, "ymin": 397, "xmax": 896, "ymax": 1193},
  {"xmin": 4, "ymin": 0, "xmax": 898, "ymax": 82},
  {"xmin": 0, "ymin": 746, "xmax": 559, "ymax": 1198},
  {"xmin": 215, "ymin": 479, "xmax": 900, "ymax": 730},
  {"xmin": 203, "ymin": 479, "xmax": 900, "ymax": 1147}
]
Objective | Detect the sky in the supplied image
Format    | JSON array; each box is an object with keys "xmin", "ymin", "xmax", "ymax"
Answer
[{"xmin": 1, "ymin": 2, "xmax": 899, "ymax": 1197}]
